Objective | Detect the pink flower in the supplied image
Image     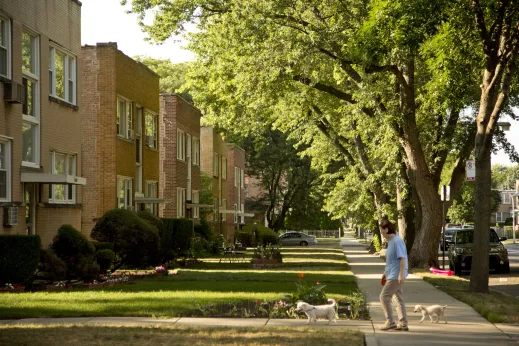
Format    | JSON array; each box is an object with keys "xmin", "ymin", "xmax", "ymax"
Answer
[{"xmin": 316, "ymin": 281, "xmax": 321, "ymax": 285}]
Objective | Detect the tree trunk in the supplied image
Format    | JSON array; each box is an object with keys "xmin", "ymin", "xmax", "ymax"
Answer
[
  {"xmin": 396, "ymin": 182, "xmax": 406, "ymax": 240},
  {"xmin": 470, "ymin": 140, "xmax": 491, "ymax": 292}
]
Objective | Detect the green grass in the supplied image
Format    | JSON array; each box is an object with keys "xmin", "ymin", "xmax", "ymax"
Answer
[
  {"xmin": 0, "ymin": 246, "xmax": 362, "ymax": 320},
  {"xmin": 0, "ymin": 324, "xmax": 365, "ymax": 346},
  {"xmin": 412, "ymin": 269, "xmax": 519, "ymax": 324}
]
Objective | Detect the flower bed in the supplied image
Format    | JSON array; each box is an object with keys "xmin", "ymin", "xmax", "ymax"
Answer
[
  {"xmin": 251, "ymin": 258, "xmax": 279, "ymax": 268},
  {"xmin": 0, "ymin": 283, "xmax": 25, "ymax": 293}
]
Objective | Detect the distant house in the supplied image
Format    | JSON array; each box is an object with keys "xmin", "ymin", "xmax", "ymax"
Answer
[
  {"xmin": 159, "ymin": 94, "xmax": 201, "ymax": 220},
  {"xmin": 492, "ymin": 189, "xmax": 515, "ymax": 225},
  {"xmin": 80, "ymin": 43, "xmax": 161, "ymax": 235},
  {"xmin": 200, "ymin": 126, "xmax": 230, "ymax": 240}
]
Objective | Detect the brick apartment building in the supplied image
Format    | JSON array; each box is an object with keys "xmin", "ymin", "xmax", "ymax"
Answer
[
  {"xmin": 159, "ymin": 93, "xmax": 201, "ymax": 220},
  {"xmin": 0, "ymin": 0, "xmax": 85, "ymax": 246},
  {"xmin": 200, "ymin": 126, "xmax": 230, "ymax": 240},
  {"xmin": 225, "ymin": 144, "xmax": 252, "ymax": 233},
  {"xmin": 80, "ymin": 43, "xmax": 160, "ymax": 235}
]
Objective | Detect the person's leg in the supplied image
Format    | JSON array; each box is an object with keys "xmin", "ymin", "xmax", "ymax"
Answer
[
  {"xmin": 379, "ymin": 280, "xmax": 399, "ymax": 329},
  {"xmin": 392, "ymin": 284, "xmax": 408, "ymax": 329}
]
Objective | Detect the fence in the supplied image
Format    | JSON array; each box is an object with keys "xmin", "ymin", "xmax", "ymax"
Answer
[{"xmin": 281, "ymin": 229, "xmax": 342, "ymax": 238}]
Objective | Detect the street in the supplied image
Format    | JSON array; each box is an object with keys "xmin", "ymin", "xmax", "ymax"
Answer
[{"xmin": 437, "ymin": 243, "xmax": 519, "ymax": 298}]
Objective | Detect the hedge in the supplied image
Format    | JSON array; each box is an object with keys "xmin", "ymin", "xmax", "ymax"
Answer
[
  {"xmin": 160, "ymin": 218, "xmax": 194, "ymax": 261},
  {"xmin": 241, "ymin": 224, "xmax": 279, "ymax": 246},
  {"xmin": 0, "ymin": 235, "xmax": 41, "ymax": 285}
]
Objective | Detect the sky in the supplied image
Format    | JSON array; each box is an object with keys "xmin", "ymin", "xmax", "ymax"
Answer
[{"xmin": 81, "ymin": 1, "xmax": 519, "ymax": 166}]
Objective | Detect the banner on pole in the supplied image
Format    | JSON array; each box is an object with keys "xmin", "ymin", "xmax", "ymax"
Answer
[{"xmin": 466, "ymin": 160, "xmax": 476, "ymax": 181}]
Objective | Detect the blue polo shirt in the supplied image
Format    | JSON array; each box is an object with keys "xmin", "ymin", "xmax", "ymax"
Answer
[{"xmin": 385, "ymin": 234, "xmax": 408, "ymax": 280}]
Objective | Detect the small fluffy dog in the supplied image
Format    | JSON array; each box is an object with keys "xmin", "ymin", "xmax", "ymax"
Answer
[
  {"xmin": 414, "ymin": 304, "xmax": 448, "ymax": 324},
  {"xmin": 295, "ymin": 299, "xmax": 337, "ymax": 324}
]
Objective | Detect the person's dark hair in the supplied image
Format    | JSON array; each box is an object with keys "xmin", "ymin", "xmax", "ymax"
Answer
[{"xmin": 379, "ymin": 218, "xmax": 396, "ymax": 234}]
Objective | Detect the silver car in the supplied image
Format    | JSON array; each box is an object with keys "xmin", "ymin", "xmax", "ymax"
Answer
[{"xmin": 279, "ymin": 231, "xmax": 318, "ymax": 246}]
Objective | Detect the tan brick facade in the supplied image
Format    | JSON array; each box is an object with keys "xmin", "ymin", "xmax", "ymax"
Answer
[
  {"xmin": 159, "ymin": 94, "xmax": 201, "ymax": 219},
  {"xmin": 200, "ymin": 126, "xmax": 231, "ymax": 241},
  {"xmin": 0, "ymin": 0, "xmax": 83, "ymax": 247},
  {"xmin": 80, "ymin": 43, "xmax": 160, "ymax": 235}
]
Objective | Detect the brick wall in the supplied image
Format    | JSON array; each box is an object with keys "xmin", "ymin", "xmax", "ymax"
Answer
[
  {"xmin": 225, "ymin": 144, "xmax": 246, "ymax": 237},
  {"xmin": 80, "ymin": 43, "xmax": 159, "ymax": 235},
  {"xmin": 160, "ymin": 94, "xmax": 201, "ymax": 218}
]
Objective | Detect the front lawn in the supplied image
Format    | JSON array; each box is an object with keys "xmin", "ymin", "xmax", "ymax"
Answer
[
  {"xmin": 0, "ymin": 324, "xmax": 364, "ymax": 346},
  {"xmin": 412, "ymin": 269, "xmax": 519, "ymax": 323},
  {"xmin": 0, "ymin": 247, "xmax": 365, "ymax": 320}
]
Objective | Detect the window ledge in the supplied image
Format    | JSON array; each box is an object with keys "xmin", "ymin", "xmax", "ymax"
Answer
[
  {"xmin": 49, "ymin": 96, "xmax": 79, "ymax": 111},
  {"xmin": 41, "ymin": 203, "xmax": 82, "ymax": 209},
  {"xmin": 146, "ymin": 146, "xmax": 159, "ymax": 152},
  {"xmin": 0, "ymin": 201, "xmax": 21, "ymax": 207},
  {"xmin": 0, "ymin": 75, "xmax": 12, "ymax": 84},
  {"xmin": 117, "ymin": 136, "xmax": 134, "ymax": 143}
]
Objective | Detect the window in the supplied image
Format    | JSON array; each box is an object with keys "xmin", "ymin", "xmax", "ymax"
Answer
[
  {"xmin": 177, "ymin": 129, "xmax": 186, "ymax": 160},
  {"xmin": 177, "ymin": 187, "xmax": 186, "ymax": 217},
  {"xmin": 0, "ymin": 15, "xmax": 11, "ymax": 78},
  {"xmin": 192, "ymin": 137, "xmax": 200, "ymax": 166},
  {"xmin": 502, "ymin": 193, "xmax": 511, "ymax": 204},
  {"xmin": 22, "ymin": 31, "xmax": 40, "ymax": 167},
  {"xmin": 234, "ymin": 204, "xmax": 238, "ymax": 223},
  {"xmin": 222, "ymin": 157, "xmax": 227, "ymax": 180},
  {"xmin": 145, "ymin": 111, "xmax": 157, "ymax": 149},
  {"xmin": 117, "ymin": 97, "xmax": 132, "ymax": 139},
  {"xmin": 192, "ymin": 190, "xmax": 199, "ymax": 219},
  {"xmin": 240, "ymin": 169, "xmax": 245, "ymax": 188},
  {"xmin": 117, "ymin": 177, "xmax": 132, "ymax": 209},
  {"xmin": 49, "ymin": 46, "xmax": 76, "ymax": 104},
  {"xmin": 145, "ymin": 181, "xmax": 158, "ymax": 215},
  {"xmin": 241, "ymin": 203, "xmax": 245, "ymax": 223},
  {"xmin": 49, "ymin": 152, "xmax": 76, "ymax": 203},
  {"xmin": 213, "ymin": 153, "xmax": 219, "ymax": 177},
  {"xmin": 234, "ymin": 167, "xmax": 239, "ymax": 187},
  {"xmin": 0, "ymin": 139, "xmax": 11, "ymax": 202}
]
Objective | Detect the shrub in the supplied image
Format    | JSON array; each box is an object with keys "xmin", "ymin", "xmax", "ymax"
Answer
[
  {"xmin": 373, "ymin": 234, "xmax": 382, "ymax": 252},
  {"xmin": 96, "ymin": 249, "xmax": 115, "ymax": 273},
  {"xmin": 91, "ymin": 208, "xmax": 160, "ymax": 268},
  {"xmin": 160, "ymin": 218, "xmax": 194, "ymax": 262},
  {"xmin": 52, "ymin": 224, "xmax": 95, "ymax": 261},
  {"xmin": 137, "ymin": 210, "xmax": 164, "ymax": 231},
  {"xmin": 91, "ymin": 242, "xmax": 114, "ymax": 251},
  {"xmin": 242, "ymin": 224, "xmax": 279, "ymax": 246},
  {"xmin": 286, "ymin": 273, "xmax": 327, "ymax": 305},
  {"xmin": 37, "ymin": 248, "xmax": 67, "ymax": 282},
  {"xmin": 0, "ymin": 235, "xmax": 40, "ymax": 285},
  {"xmin": 235, "ymin": 229, "xmax": 253, "ymax": 247},
  {"xmin": 194, "ymin": 219, "xmax": 212, "ymax": 240}
]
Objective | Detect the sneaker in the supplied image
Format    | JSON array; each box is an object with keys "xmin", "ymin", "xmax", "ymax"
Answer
[
  {"xmin": 395, "ymin": 323, "xmax": 409, "ymax": 331},
  {"xmin": 379, "ymin": 321, "xmax": 397, "ymax": 331}
]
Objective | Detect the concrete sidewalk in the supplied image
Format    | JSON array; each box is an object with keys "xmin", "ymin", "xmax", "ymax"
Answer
[{"xmin": 342, "ymin": 234, "xmax": 519, "ymax": 346}]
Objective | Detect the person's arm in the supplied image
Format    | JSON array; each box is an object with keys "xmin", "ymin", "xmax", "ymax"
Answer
[{"xmin": 398, "ymin": 257, "xmax": 406, "ymax": 283}]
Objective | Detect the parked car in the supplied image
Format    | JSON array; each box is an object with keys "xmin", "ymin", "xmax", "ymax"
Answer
[
  {"xmin": 279, "ymin": 232, "xmax": 318, "ymax": 246},
  {"xmin": 448, "ymin": 228, "xmax": 510, "ymax": 275},
  {"xmin": 439, "ymin": 228, "xmax": 458, "ymax": 251}
]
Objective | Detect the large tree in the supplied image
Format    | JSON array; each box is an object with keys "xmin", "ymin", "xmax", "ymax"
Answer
[
  {"xmin": 123, "ymin": 0, "xmax": 507, "ymax": 268},
  {"xmin": 468, "ymin": 0, "xmax": 519, "ymax": 292}
]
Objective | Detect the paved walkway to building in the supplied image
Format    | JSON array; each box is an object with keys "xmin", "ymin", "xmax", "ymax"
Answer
[
  {"xmin": 1, "ymin": 235, "xmax": 518, "ymax": 346},
  {"xmin": 341, "ymin": 233, "xmax": 519, "ymax": 346}
]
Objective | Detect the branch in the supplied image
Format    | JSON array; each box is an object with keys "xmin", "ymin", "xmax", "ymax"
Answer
[
  {"xmin": 473, "ymin": 0, "xmax": 491, "ymax": 55},
  {"xmin": 431, "ymin": 109, "xmax": 461, "ymax": 185}
]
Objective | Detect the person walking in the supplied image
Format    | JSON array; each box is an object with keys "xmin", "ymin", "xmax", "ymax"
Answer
[{"xmin": 378, "ymin": 218, "xmax": 409, "ymax": 331}]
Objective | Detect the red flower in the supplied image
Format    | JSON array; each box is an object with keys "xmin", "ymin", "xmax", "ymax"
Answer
[
  {"xmin": 256, "ymin": 300, "xmax": 261, "ymax": 305},
  {"xmin": 297, "ymin": 273, "xmax": 304, "ymax": 279}
]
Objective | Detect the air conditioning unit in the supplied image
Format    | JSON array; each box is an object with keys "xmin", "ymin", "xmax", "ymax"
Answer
[
  {"xmin": 4, "ymin": 82, "xmax": 25, "ymax": 103},
  {"xmin": 3, "ymin": 206, "xmax": 18, "ymax": 226}
]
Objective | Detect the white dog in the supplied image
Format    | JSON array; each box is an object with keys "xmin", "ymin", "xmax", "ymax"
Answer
[
  {"xmin": 414, "ymin": 304, "xmax": 448, "ymax": 324},
  {"xmin": 295, "ymin": 299, "xmax": 337, "ymax": 324}
]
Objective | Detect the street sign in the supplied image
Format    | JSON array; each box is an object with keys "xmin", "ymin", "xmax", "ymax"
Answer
[
  {"xmin": 440, "ymin": 185, "xmax": 450, "ymax": 201},
  {"xmin": 466, "ymin": 160, "xmax": 476, "ymax": 181}
]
